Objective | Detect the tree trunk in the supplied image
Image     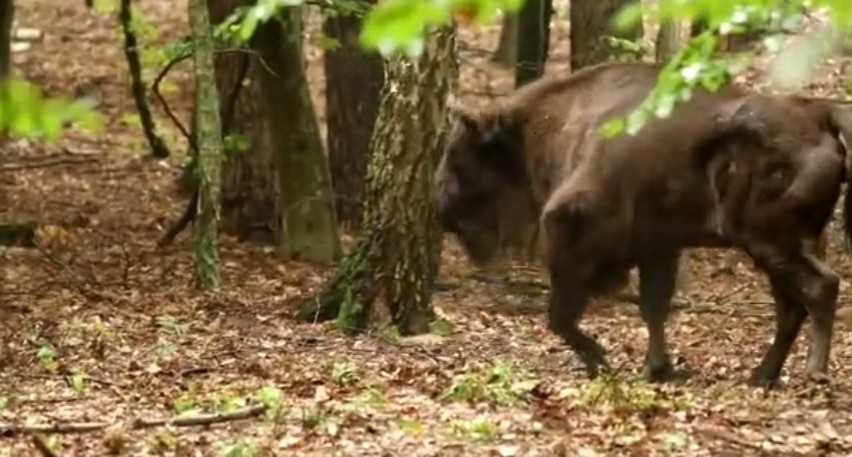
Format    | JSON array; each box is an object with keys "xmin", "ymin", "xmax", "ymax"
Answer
[
  {"xmin": 492, "ymin": 13, "xmax": 517, "ymax": 67},
  {"xmin": 569, "ymin": 0, "xmax": 641, "ymax": 71},
  {"xmin": 254, "ymin": 9, "xmax": 341, "ymax": 262},
  {"xmin": 120, "ymin": 0, "xmax": 169, "ymax": 158},
  {"xmin": 655, "ymin": 19, "xmax": 679, "ymax": 63},
  {"xmin": 0, "ymin": 0, "xmax": 13, "ymax": 79},
  {"xmin": 515, "ymin": 0, "xmax": 551, "ymax": 87},
  {"xmin": 689, "ymin": 17, "xmax": 707, "ymax": 38},
  {"xmin": 188, "ymin": 0, "xmax": 223, "ymax": 290},
  {"xmin": 207, "ymin": 0, "xmax": 277, "ymax": 244},
  {"xmin": 323, "ymin": 2, "xmax": 384, "ymax": 228},
  {"xmin": 301, "ymin": 25, "xmax": 458, "ymax": 335}
]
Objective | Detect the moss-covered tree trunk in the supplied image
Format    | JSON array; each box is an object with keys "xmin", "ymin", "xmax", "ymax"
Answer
[
  {"xmin": 299, "ymin": 25, "xmax": 458, "ymax": 335},
  {"xmin": 189, "ymin": 0, "xmax": 223, "ymax": 290},
  {"xmin": 570, "ymin": 0, "xmax": 641, "ymax": 70},
  {"xmin": 323, "ymin": 2, "xmax": 384, "ymax": 228},
  {"xmin": 254, "ymin": 10, "xmax": 341, "ymax": 262},
  {"xmin": 0, "ymin": 0, "xmax": 13, "ymax": 80}
]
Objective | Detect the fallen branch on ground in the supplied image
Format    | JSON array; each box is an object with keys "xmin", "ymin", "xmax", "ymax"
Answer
[
  {"xmin": 0, "ymin": 155, "xmax": 97, "ymax": 172},
  {"xmin": 0, "ymin": 404, "xmax": 268, "ymax": 436}
]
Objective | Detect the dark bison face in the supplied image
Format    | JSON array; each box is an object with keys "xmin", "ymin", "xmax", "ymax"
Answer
[{"xmin": 435, "ymin": 106, "xmax": 528, "ymax": 266}]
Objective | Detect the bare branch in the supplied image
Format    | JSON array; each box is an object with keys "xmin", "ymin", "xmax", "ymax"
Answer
[
  {"xmin": 0, "ymin": 155, "xmax": 97, "ymax": 172},
  {"xmin": 132, "ymin": 404, "xmax": 267, "ymax": 428},
  {"xmin": 0, "ymin": 404, "xmax": 268, "ymax": 436}
]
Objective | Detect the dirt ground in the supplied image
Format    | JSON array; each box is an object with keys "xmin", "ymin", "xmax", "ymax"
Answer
[{"xmin": 4, "ymin": 1, "xmax": 852, "ymax": 455}]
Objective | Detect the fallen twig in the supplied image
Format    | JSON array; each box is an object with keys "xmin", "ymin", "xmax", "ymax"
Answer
[
  {"xmin": 7, "ymin": 422, "xmax": 109, "ymax": 435},
  {"xmin": 697, "ymin": 426, "xmax": 770, "ymax": 454},
  {"xmin": 132, "ymin": 403, "xmax": 267, "ymax": 428},
  {"xmin": 0, "ymin": 404, "xmax": 268, "ymax": 436},
  {"xmin": 0, "ymin": 155, "xmax": 97, "ymax": 172}
]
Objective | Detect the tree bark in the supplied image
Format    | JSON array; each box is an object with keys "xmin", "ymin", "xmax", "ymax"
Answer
[
  {"xmin": 120, "ymin": 0, "xmax": 169, "ymax": 158},
  {"xmin": 569, "ymin": 0, "xmax": 642, "ymax": 71},
  {"xmin": 188, "ymin": 0, "xmax": 223, "ymax": 290},
  {"xmin": 207, "ymin": 0, "xmax": 276, "ymax": 244},
  {"xmin": 254, "ymin": 9, "xmax": 341, "ymax": 262},
  {"xmin": 323, "ymin": 2, "xmax": 384, "ymax": 228},
  {"xmin": 515, "ymin": 0, "xmax": 550, "ymax": 87},
  {"xmin": 655, "ymin": 19, "xmax": 679, "ymax": 63},
  {"xmin": 0, "ymin": 0, "xmax": 13, "ymax": 80},
  {"xmin": 492, "ymin": 13, "xmax": 517, "ymax": 67},
  {"xmin": 300, "ymin": 25, "xmax": 458, "ymax": 335}
]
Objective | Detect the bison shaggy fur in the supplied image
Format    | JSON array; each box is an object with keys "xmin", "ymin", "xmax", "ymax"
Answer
[{"xmin": 435, "ymin": 61, "xmax": 852, "ymax": 386}]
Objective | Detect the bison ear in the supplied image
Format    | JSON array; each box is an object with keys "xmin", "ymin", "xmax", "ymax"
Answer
[
  {"xmin": 477, "ymin": 112, "xmax": 526, "ymax": 182},
  {"xmin": 449, "ymin": 100, "xmax": 484, "ymax": 136}
]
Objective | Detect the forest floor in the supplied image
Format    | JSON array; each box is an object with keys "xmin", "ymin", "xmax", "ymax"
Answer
[{"xmin": 5, "ymin": 0, "xmax": 852, "ymax": 455}]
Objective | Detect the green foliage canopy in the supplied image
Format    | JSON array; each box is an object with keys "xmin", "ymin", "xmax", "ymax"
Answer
[{"xmin": 231, "ymin": 0, "xmax": 852, "ymax": 138}]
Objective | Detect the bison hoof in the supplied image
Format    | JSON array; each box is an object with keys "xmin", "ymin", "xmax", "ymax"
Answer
[
  {"xmin": 747, "ymin": 369, "xmax": 781, "ymax": 389},
  {"xmin": 644, "ymin": 361, "xmax": 690, "ymax": 383},
  {"xmin": 806, "ymin": 370, "xmax": 832, "ymax": 386}
]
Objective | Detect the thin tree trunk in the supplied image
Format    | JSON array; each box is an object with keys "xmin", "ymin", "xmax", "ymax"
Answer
[
  {"xmin": 120, "ymin": 0, "xmax": 169, "ymax": 158},
  {"xmin": 301, "ymin": 25, "xmax": 458, "ymax": 334},
  {"xmin": 515, "ymin": 0, "xmax": 549, "ymax": 86},
  {"xmin": 492, "ymin": 13, "xmax": 517, "ymax": 66},
  {"xmin": 188, "ymin": 0, "xmax": 223, "ymax": 290},
  {"xmin": 689, "ymin": 17, "xmax": 707, "ymax": 38},
  {"xmin": 0, "ymin": 0, "xmax": 14, "ymax": 79},
  {"xmin": 655, "ymin": 19, "xmax": 679, "ymax": 62},
  {"xmin": 324, "ymin": 2, "xmax": 384, "ymax": 228},
  {"xmin": 254, "ymin": 9, "xmax": 341, "ymax": 262},
  {"xmin": 570, "ymin": 0, "xmax": 642, "ymax": 70}
]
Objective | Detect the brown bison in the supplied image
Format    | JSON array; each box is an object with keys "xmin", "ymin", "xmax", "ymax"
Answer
[{"xmin": 435, "ymin": 61, "xmax": 852, "ymax": 386}]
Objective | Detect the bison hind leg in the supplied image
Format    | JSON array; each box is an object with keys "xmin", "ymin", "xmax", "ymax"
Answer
[
  {"xmin": 747, "ymin": 243, "xmax": 839, "ymax": 387},
  {"xmin": 747, "ymin": 274, "xmax": 808, "ymax": 388}
]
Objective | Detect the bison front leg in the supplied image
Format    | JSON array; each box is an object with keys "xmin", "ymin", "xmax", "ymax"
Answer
[
  {"xmin": 637, "ymin": 252, "xmax": 681, "ymax": 382},
  {"xmin": 547, "ymin": 262, "xmax": 609, "ymax": 378},
  {"xmin": 748, "ymin": 245, "xmax": 839, "ymax": 386},
  {"xmin": 541, "ymin": 195, "xmax": 611, "ymax": 378}
]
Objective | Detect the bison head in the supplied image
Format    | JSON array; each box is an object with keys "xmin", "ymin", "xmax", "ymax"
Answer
[{"xmin": 434, "ymin": 104, "xmax": 534, "ymax": 266}]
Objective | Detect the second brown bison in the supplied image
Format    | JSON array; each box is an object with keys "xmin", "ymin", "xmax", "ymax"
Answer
[{"xmin": 436, "ymin": 61, "xmax": 852, "ymax": 386}]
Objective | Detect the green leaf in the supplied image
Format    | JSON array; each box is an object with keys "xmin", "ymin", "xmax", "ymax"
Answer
[
  {"xmin": 613, "ymin": 1, "xmax": 643, "ymax": 32},
  {"xmin": 625, "ymin": 108, "xmax": 649, "ymax": 136},
  {"xmin": 599, "ymin": 117, "xmax": 625, "ymax": 138}
]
